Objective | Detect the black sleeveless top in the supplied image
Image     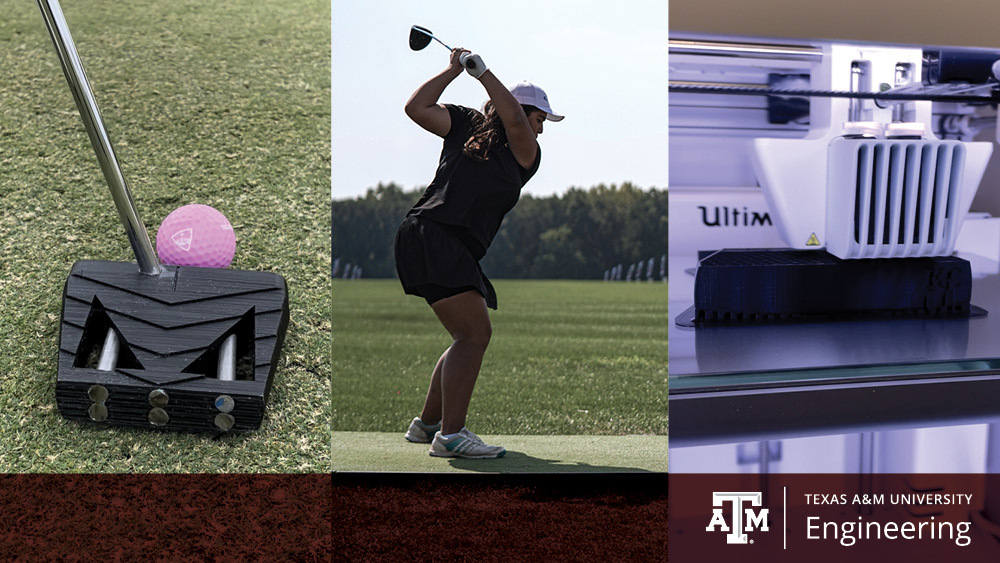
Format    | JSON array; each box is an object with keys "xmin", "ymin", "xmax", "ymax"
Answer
[{"xmin": 407, "ymin": 104, "xmax": 541, "ymax": 259}]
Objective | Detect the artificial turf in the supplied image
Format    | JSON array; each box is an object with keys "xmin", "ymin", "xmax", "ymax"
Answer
[
  {"xmin": 0, "ymin": 0, "xmax": 330, "ymax": 472},
  {"xmin": 333, "ymin": 432, "xmax": 668, "ymax": 472},
  {"xmin": 332, "ymin": 279, "xmax": 668, "ymax": 436}
]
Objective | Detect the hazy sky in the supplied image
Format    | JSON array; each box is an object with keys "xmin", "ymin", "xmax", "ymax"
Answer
[{"xmin": 331, "ymin": 1, "xmax": 669, "ymax": 200}]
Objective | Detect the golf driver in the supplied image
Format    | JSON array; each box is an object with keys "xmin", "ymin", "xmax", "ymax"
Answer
[
  {"xmin": 409, "ymin": 25, "xmax": 478, "ymax": 71},
  {"xmin": 409, "ymin": 25, "xmax": 451, "ymax": 51}
]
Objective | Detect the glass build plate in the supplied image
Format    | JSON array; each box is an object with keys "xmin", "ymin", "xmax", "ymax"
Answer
[
  {"xmin": 668, "ymin": 264, "xmax": 1000, "ymax": 446},
  {"xmin": 669, "ymin": 268, "xmax": 1000, "ymax": 387}
]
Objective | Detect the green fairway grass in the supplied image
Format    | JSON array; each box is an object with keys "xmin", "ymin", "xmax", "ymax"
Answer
[
  {"xmin": 332, "ymin": 279, "xmax": 668, "ymax": 436},
  {"xmin": 0, "ymin": 0, "xmax": 330, "ymax": 472}
]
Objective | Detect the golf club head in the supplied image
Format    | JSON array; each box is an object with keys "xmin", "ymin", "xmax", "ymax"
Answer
[
  {"xmin": 56, "ymin": 260, "xmax": 290, "ymax": 433},
  {"xmin": 409, "ymin": 25, "xmax": 433, "ymax": 51}
]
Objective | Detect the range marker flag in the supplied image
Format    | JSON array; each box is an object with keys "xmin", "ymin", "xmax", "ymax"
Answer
[{"xmin": 670, "ymin": 473, "xmax": 1000, "ymax": 562}]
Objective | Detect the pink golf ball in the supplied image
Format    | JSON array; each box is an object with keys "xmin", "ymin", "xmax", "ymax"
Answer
[{"xmin": 156, "ymin": 204, "xmax": 236, "ymax": 268}]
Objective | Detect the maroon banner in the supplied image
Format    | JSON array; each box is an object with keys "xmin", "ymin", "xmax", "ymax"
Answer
[
  {"xmin": 332, "ymin": 473, "xmax": 668, "ymax": 560},
  {"xmin": 670, "ymin": 473, "xmax": 1000, "ymax": 562},
  {"xmin": 0, "ymin": 474, "xmax": 331, "ymax": 560}
]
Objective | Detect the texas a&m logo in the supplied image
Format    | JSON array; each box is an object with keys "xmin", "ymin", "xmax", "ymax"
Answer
[{"xmin": 706, "ymin": 492, "xmax": 770, "ymax": 544}]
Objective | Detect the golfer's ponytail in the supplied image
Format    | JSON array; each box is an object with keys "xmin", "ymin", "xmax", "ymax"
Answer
[{"xmin": 464, "ymin": 103, "xmax": 538, "ymax": 161}]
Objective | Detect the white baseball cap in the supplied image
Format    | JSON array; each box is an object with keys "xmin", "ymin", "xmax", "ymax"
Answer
[{"xmin": 508, "ymin": 81, "xmax": 564, "ymax": 122}]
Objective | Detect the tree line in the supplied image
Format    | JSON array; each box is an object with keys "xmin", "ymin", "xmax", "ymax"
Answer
[{"xmin": 332, "ymin": 182, "xmax": 667, "ymax": 280}]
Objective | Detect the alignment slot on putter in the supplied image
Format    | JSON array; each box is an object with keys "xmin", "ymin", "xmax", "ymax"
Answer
[
  {"xmin": 38, "ymin": 0, "xmax": 289, "ymax": 433},
  {"xmin": 409, "ymin": 25, "xmax": 477, "ymax": 70}
]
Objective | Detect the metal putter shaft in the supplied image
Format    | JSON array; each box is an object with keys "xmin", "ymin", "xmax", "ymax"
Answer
[{"xmin": 36, "ymin": 0, "xmax": 160, "ymax": 276}]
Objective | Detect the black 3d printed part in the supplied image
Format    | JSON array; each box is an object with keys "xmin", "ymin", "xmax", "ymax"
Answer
[
  {"xmin": 686, "ymin": 249, "xmax": 976, "ymax": 325},
  {"xmin": 56, "ymin": 260, "xmax": 289, "ymax": 432}
]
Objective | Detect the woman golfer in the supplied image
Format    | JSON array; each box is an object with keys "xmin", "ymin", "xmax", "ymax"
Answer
[{"xmin": 395, "ymin": 47, "xmax": 562, "ymax": 458}]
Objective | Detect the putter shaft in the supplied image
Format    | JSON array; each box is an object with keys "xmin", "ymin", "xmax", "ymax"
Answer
[{"xmin": 37, "ymin": 0, "xmax": 161, "ymax": 275}]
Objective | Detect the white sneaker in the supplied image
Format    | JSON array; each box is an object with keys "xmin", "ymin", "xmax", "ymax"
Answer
[
  {"xmin": 429, "ymin": 428, "xmax": 506, "ymax": 459},
  {"xmin": 404, "ymin": 417, "xmax": 441, "ymax": 443}
]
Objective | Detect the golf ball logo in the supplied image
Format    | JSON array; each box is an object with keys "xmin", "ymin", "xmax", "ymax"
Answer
[
  {"xmin": 156, "ymin": 204, "xmax": 236, "ymax": 268},
  {"xmin": 171, "ymin": 228, "xmax": 194, "ymax": 251}
]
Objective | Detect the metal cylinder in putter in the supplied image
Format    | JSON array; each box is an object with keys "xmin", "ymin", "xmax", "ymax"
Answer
[
  {"xmin": 214, "ymin": 413, "xmax": 235, "ymax": 431},
  {"xmin": 96, "ymin": 328, "xmax": 118, "ymax": 371},
  {"xmin": 86, "ymin": 384, "xmax": 109, "ymax": 421},
  {"xmin": 215, "ymin": 395, "xmax": 235, "ymax": 413},
  {"xmin": 218, "ymin": 334, "xmax": 237, "ymax": 381},
  {"xmin": 87, "ymin": 384, "xmax": 109, "ymax": 403},
  {"xmin": 88, "ymin": 403, "xmax": 108, "ymax": 422},
  {"xmin": 148, "ymin": 408, "xmax": 169, "ymax": 426},
  {"xmin": 148, "ymin": 389, "xmax": 169, "ymax": 408},
  {"xmin": 36, "ymin": 0, "xmax": 161, "ymax": 276}
]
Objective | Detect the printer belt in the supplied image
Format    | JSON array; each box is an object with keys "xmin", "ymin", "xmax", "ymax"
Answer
[{"xmin": 668, "ymin": 84, "xmax": 999, "ymax": 103}]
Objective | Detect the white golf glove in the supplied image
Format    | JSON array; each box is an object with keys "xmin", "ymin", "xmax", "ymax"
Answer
[{"xmin": 459, "ymin": 52, "xmax": 487, "ymax": 79}]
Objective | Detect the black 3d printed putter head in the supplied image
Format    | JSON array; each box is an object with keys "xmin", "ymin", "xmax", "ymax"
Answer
[{"xmin": 38, "ymin": 0, "xmax": 289, "ymax": 433}]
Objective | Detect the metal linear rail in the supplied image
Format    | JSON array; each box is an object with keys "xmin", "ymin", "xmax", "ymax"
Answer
[
  {"xmin": 669, "ymin": 38, "xmax": 821, "ymax": 62},
  {"xmin": 669, "ymin": 82, "xmax": 1000, "ymax": 103}
]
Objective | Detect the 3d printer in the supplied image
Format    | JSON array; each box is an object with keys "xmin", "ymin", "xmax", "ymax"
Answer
[
  {"xmin": 668, "ymin": 33, "xmax": 1000, "ymax": 449},
  {"xmin": 671, "ymin": 34, "xmax": 1000, "ymax": 325}
]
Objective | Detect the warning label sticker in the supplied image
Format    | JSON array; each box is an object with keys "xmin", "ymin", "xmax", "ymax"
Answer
[{"xmin": 806, "ymin": 232, "xmax": 821, "ymax": 246}]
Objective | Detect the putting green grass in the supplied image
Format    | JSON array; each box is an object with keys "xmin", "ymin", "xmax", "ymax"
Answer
[
  {"xmin": 0, "ymin": 0, "xmax": 330, "ymax": 472},
  {"xmin": 332, "ymin": 279, "xmax": 668, "ymax": 436},
  {"xmin": 333, "ymin": 432, "xmax": 668, "ymax": 473}
]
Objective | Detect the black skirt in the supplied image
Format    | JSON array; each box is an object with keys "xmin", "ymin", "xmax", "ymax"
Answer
[{"xmin": 394, "ymin": 216, "xmax": 498, "ymax": 309}]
